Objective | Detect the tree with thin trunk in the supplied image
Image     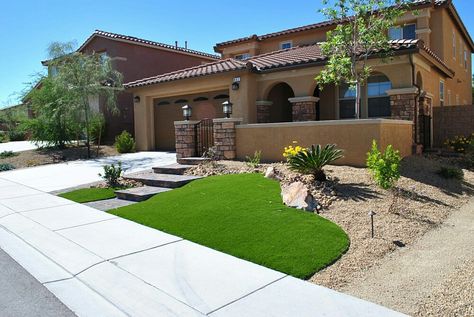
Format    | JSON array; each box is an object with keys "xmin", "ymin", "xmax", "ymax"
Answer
[
  {"xmin": 47, "ymin": 42, "xmax": 123, "ymax": 157},
  {"xmin": 316, "ymin": 0, "xmax": 410, "ymax": 119}
]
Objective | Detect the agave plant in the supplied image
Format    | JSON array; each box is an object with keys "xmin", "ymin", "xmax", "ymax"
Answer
[{"xmin": 287, "ymin": 144, "xmax": 343, "ymax": 181}]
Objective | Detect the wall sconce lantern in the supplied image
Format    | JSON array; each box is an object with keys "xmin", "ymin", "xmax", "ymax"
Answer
[
  {"xmin": 134, "ymin": 95, "xmax": 141, "ymax": 103},
  {"xmin": 182, "ymin": 104, "xmax": 192, "ymax": 121},
  {"xmin": 231, "ymin": 77, "xmax": 241, "ymax": 90},
  {"xmin": 222, "ymin": 101, "xmax": 233, "ymax": 118}
]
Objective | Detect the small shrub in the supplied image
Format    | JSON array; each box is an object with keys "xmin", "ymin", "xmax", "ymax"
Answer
[
  {"xmin": 115, "ymin": 131, "xmax": 135, "ymax": 153},
  {"xmin": 203, "ymin": 146, "xmax": 219, "ymax": 161},
  {"xmin": 0, "ymin": 151, "xmax": 17, "ymax": 159},
  {"xmin": 246, "ymin": 150, "xmax": 262, "ymax": 168},
  {"xmin": 0, "ymin": 163, "xmax": 15, "ymax": 172},
  {"xmin": 284, "ymin": 142, "xmax": 343, "ymax": 181},
  {"xmin": 367, "ymin": 140, "xmax": 401, "ymax": 190},
  {"xmin": 0, "ymin": 132, "xmax": 7, "ymax": 143},
  {"xmin": 8, "ymin": 129, "xmax": 27, "ymax": 141},
  {"xmin": 445, "ymin": 133, "xmax": 473, "ymax": 153},
  {"xmin": 99, "ymin": 162, "xmax": 123, "ymax": 187},
  {"xmin": 437, "ymin": 166, "xmax": 464, "ymax": 180}
]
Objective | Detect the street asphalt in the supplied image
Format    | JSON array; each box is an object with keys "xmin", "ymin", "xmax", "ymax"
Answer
[{"xmin": 0, "ymin": 248, "xmax": 75, "ymax": 317}]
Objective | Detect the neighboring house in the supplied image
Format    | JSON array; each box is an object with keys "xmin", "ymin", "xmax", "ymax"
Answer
[
  {"xmin": 126, "ymin": 0, "xmax": 473, "ymax": 162},
  {"xmin": 42, "ymin": 30, "xmax": 219, "ymax": 142}
]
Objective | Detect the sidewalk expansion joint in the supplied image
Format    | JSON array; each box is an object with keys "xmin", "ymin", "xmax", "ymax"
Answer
[{"xmin": 53, "ymin": 217, "xmax": 117, "ymax": 232}]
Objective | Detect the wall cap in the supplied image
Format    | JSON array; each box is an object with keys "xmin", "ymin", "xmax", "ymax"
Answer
[
  {"xmin": 288, "ymin": 96, "xmax": 319, "ymax": 103},
  {"xmin": 237, "ymin": 119, "xmax": 413, "ymax": 129},
  {"xmin": 213, "ymin": 118, "xmax": 243, "ymax": 123},
  {"xmin": 386, "ymin": 87, "xmax": 419, "ymax": 95},
  {"xmin": 256, "ymin": 100, "xmax": 273, "ymax": 106},
  {"xmin": 174, "ymin": 120, "xmax": 200, "ymax": 126}
]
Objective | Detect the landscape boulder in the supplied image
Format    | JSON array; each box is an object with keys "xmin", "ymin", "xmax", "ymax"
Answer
[
  {"xmin": 264, "ymin": 166, "xmax": 278, "ymax": 180},
  {"xmin": 281, "ymin": 181, "xmax": 318, "ymax": 212}
]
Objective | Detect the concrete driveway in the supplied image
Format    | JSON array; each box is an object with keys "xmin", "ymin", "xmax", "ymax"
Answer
[
  {"xmin": 0, "ymin": 141, "xmax": 40, "ymax": 153},
  {"xmin": 0, "ymin": 151, "xmax": 176, "ymax": 192},
  {"xmin": 0, "ymin": 172, "xmax": 406, "ymax": 316}
]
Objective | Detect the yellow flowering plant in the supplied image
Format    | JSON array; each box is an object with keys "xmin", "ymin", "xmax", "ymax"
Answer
[
  {"xmin": 445, "ymin": 133, "xmax": 473, "ymax": 153},
  {"xmin": 283, "ymin": 141, "xmax": 307, "ymax": 158}
]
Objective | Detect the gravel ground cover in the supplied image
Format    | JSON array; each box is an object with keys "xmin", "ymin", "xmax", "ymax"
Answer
[{"xmin": 0, "ymin": 145, "xmax": 118, "ymax": 170}]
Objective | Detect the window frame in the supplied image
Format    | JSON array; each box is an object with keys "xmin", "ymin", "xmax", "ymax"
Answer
[
  {"xmin": 388, "ymin": 23, "xmax": 416, "ymax": 40},
  {"xmin": 439, "ymin": 80, "xmax": 445, "ymax": 106},
  {"xmin": 280, "ymin": 41, "xmax": 293, "ymax": 50},
  {"xmin": 234, "ymin": 53, "xmax": 251, "ymax": 60},
  {"xmin": 464, "ymin": 49, "xmax": 468, "ymax": 70},
  {"xmin": 452, "ymin": 30, "xmax": 456, "ymax": 59},
  {"xmin": 367, "ymin": 75, "xmax": 392, "ymax": 118}
]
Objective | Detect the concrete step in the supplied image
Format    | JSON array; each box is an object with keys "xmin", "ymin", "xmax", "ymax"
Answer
[
  {"xmin": 123, "ymin": 170, "xmax": 201, "ymax": 188},
  {"xmin": 115, "ymin": 186, "xmax": 172, "ymax": 202},
  {"xmin": 152, "ymin": 163, "xmax": 193, "ymax": 175},
  {"xmin": 177, "ymin": 157, "xmax": 211, "ymax": 165}
]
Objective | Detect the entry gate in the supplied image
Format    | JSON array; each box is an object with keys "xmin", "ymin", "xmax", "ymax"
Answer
[{"xmin": 196, "ymin": 119, "xmax": 214, "ymax": 156}]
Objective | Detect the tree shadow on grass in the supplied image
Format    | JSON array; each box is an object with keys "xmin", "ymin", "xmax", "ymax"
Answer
[
  {"xmin": 400, "ymin": 156, "xmax": 474, "ymax": 198},
  {"xmin": 335, "ymin": 182, "xmax": 381, "ymax": 202}
]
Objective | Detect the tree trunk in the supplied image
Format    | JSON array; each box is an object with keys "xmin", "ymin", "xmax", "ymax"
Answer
[
  {"xmin": 84, "ymin": 104, "xmax": 91, "ymax": 159},
  {"xmin": 355, "ymin": 82, "xmax": 361, "ymax": 119}
]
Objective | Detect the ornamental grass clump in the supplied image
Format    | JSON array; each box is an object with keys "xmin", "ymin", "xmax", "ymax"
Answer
[
  {"xmin": 284, "ymin": 142, "xmax": 343, "ymax": 181},
  {"xmin": 366, "ymin": 140, "xmax": 401, "ymax": 190}
]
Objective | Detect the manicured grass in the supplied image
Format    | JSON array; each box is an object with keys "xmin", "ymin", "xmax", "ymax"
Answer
[
  {"xmin": 59, "ymin": 187, "xmax": 117, "ymax": 203},
  {"xmin": 110, "ymin": 173, "xmax": 349, "ymax": 279}
]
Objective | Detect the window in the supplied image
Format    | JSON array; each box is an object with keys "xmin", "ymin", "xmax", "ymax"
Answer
[
  {"xmin": 389, "ymin": 24, "xmax": 416, "ymax": 40},
  {"xmin": 456, "ymin": 94, "xmax": 460, "ymax": 105},
  {"xmin": 464, "ymin": 50, "xmax": 468, "ymax": 69},
  {"xmin": 439, "ymin": 80, "xmax": 445, "ymax": 106},
  {"xmin": 280, "ymin": 41, "xmax": 292, "ymax": 50},
  {"xmin": 447, "ymin": 90, "xmax": 452, "ymax": 106},
  {"xmin": 99, "ymin": 52, "xmax": 109, "ymax": 65},
  {"xmin": 49, "ymin": 66, "xmax": 59, "ymax": 77},
  {"xmin": 339, "ymin": 84, "xmax": 357, "ymax": 119},
  {"xmin": 234, "ymin": 53, "xmax": 251, "ymax": 60},
  {"xmin": 452, "ymin": 31, "xmax": 456, "ymax": 59},
  {"xmin": 368, "ymin": 75, "xmax": 392, "ymax": 118}
]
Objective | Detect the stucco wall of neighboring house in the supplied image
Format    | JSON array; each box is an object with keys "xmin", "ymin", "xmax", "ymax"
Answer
[
  {"xmin": 81, "ymin": 36, "xmax": 215, "ymax": 142},
  {"xmin": 235, "ymin": 119, "xmax": 413, "ymax": 166}
]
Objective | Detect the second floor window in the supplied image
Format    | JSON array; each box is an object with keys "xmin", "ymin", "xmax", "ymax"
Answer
[
  {"xmin": 234, "ymin": 53, "xmax": 251, "ymax": 60},
  {"xmin": 388, "ymin": 24, "xmax": 416, "ymax": 40},
  {"xmin": 280, "ymin": 41, "xmax": 292, "ymax": 50},
  {"xmin": 453, "ymin": 31, "xmax": 456, "ymax": 58},
  {"xmin": 439, "ymin": 80, "xmax": 445, "ymax": 106},
  {"xmin": 464, "ymin": 50, "xmax": 469, "ymax": 69}
]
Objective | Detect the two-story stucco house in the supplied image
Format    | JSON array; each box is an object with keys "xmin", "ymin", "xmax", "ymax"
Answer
[
  {"xmin": 42, "ymin": 30, "xmax": 219, "ymax": 142},
  {"xmin": 126, "ymin": 0, "xmax": 473, "ymax": 164}
]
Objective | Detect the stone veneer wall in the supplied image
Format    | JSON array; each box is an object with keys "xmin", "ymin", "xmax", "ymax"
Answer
[
  {"xmin": 213, "ymin": 118, "xmax": 242, "ymax": 160},
  {"xmin": 256, "ymin": 102, "xmax": 272, "ymax": 123},
  {"xmin": 289, "ymin": 97, "xmax": 318, "ymax": 122},
  {"xmin": 174, "ymin": 121, "xmax": 199, "ymax": 159}
]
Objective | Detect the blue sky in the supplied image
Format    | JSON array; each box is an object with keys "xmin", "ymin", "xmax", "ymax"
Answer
[{"xmin": 1, "ymin": 0, "xmax": 473, "ymax": 108}]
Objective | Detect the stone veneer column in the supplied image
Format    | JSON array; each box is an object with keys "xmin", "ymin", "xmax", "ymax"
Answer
[
  {"xmin": 174, "ymin": 120, "xmax": 199, "ymax": 159},
  {"xmin": 387, "ymin": 87, "xmax": 419, "ymax": 148},
  {"xmin": 213, "ymin": 118, "xmax": 242, "ymax": 160},
  {"xmin": 288, "ymin": 96, "xmax": 319, "ymax": 121},
  {"xmin": 256, "ymin": 100, "xmax": 273, "ymax": 123}
]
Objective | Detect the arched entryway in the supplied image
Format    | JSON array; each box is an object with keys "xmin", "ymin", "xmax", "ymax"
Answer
[{"xmin": 267, "ymin": 83, "xmax": 295, "ymax": 122}]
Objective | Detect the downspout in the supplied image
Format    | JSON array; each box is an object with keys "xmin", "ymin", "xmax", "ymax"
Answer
[{"xmin": 410, "ymin": 53, "xmax": 422, "ymax": 152}]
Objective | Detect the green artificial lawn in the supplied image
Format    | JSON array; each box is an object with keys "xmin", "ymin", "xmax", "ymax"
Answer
[
  {"xmin": 110, "ymin": 173, "xmax": 349, "ymax": 279},
  {"xmin": 59, "ymin": 187, "xmax": 117, "ymax": 203}
]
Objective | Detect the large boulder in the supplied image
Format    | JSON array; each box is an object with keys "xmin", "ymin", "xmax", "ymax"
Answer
[
  {"xmin": 264, "ymin": 166, "xmax": 278, "ymax": 180},
  {"xmin": 281, "ymin": 181, "xmax": 318, "ymax": 212}
]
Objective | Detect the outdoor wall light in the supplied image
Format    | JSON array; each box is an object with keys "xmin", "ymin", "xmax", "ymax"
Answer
[
  {"xmin": 231, "ymin": 81, "xmax": 240, "ymax": 90},
  {"xmin": 134, "ymin": 96, "xmax": 141, "ymax": 103},
  {"xmin": 182, "ymin": 104, "xmax": 192, "ymax": 121},
  {"xmin": 222, "ymin": 101, "xmax": 233, "ymax": 118}
]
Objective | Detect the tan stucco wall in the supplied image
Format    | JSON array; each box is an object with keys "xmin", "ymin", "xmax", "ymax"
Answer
[{"xmin": 235, "ymin": 119, "xmax": 413, "ymax": 167}]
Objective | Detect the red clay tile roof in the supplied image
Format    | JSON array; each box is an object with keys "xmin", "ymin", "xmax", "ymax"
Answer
[
  {"xmin": 214, "ymin": 0, "xmax": 449, "ymax": 49},
  {"xmin": 79, "ymin": 30, "xmax": 220, "ymax": 60},
  {"xmin": 126, "ymin": 39, "xmax": 450, "ymax": 88},
  {"xmin": 125, "ymin": 59, "xmax": 249, "ymax": 88}
]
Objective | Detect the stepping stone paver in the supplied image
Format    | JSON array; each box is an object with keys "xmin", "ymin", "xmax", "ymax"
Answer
[
  {"xmin": 124, "ymin": 170, "xmax": 201, "ymax": 188},
  {"xmin": 115, "ymin": 186, "xmax": 172, "ymax": 202},
  {"xmin": 177, "ymin": 157, "xmax": 211, "ymax": 165},
  {"xmin": 152, "ymin": 163, "xmax": 193, "ymax": 175},
  {"xmin": 84, "ymin": 198, "xmax": 136, "ymax": 211}
]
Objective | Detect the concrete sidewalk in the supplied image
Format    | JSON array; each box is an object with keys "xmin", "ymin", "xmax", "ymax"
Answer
[
  {"xmin": 0, "ymin": 151, "xmax": 176, "ymax": 192},
  {"xmin": 0, "ymin": 176, "xmax": 406, "ymax": 316},
  {"xmin": 0, "ymin": 141, "xmax": 40, "ymax": 153}
]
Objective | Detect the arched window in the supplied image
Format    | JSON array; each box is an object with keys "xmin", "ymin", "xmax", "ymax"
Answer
[
  {"xmin": 213, "ymin": 94, "xmax": 229, "ymax": 100},
  {"xmin": 157, "ymin": 101, "xmax": 170, "ymax": 106},
  {"xmin": 367, "ymin": 74, "xmax": 392, "ymax": 118},
  {"xmin": 338, "ymin": 84, "xmax": 357, "ymax": 119},
  {"xmin": 174, "ymin": 99, "xmax": 188, "ymax": 104},
  {"xmin": 193, "ymin": 97, "xmax": 208, "ymax": 102}
]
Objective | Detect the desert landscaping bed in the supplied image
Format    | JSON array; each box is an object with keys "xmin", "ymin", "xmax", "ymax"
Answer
[
  {"xmin": 0, "ymin": 144, "xmax": 118, "ymax": 169},
  {"xmin": 185, "ymin": 155, "xmax": 474, "ymax": 314}
]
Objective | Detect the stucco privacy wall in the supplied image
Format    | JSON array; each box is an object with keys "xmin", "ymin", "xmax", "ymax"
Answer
[{"xmin": 235, "ymin": 119, "xmax": 413, "ymax": 167}]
